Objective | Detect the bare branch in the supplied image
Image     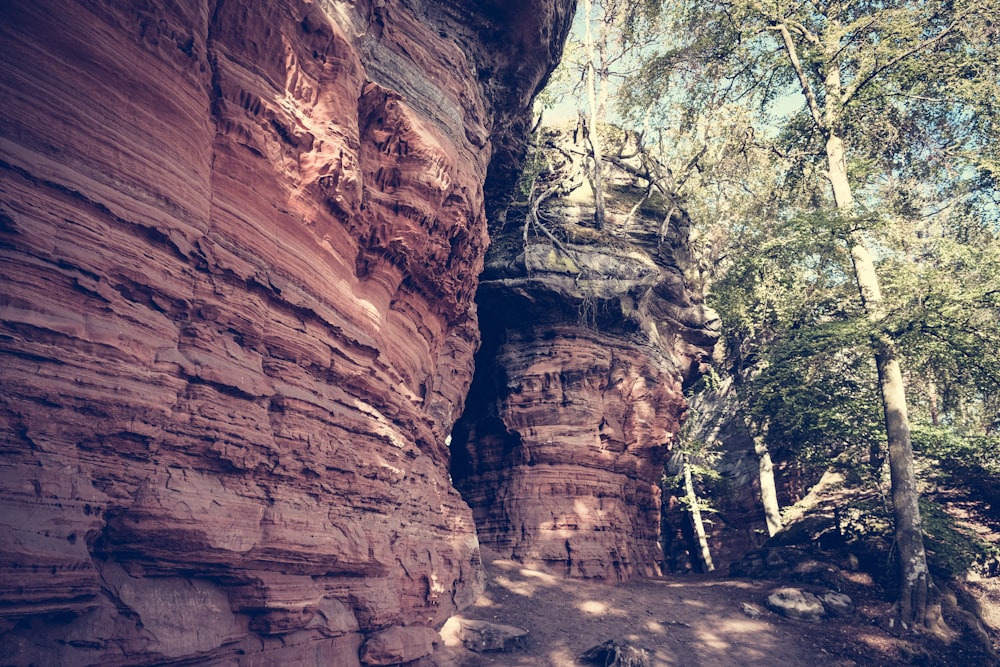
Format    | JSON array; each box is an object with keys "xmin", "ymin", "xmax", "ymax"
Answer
[{"xmin": 772, "ymin": 21, "xmax": 826, "ymax": 131}]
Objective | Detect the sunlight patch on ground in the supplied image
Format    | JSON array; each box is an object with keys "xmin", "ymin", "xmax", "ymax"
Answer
[
  {"xmin": 493, "ymin": 574, "xmax": 540, "ymax": 597},
  {"xmin": 679, "ymin": 598, "xmax": 709, "ymax": 609},
  {"xmin": 547, "ymin": 647, "xmax": 576, "ymax": 665},
  {"xmin": 577, "ymin": 599, "xmax": 608, "ymax": 615},
  {"xmin": 716, "ymin": 617, "xmax": 767, "ymax": 633},
  {"xmin": 468, "ymin": 592, "xmax": 500, "ymax": 608},
  {"xmin": 519, "ymin": 568, "xmax": 558, "ymax": 582},
  {"xmin": 694, "ymin": 629, "xmax": 732, "ymax": 651},
  {"xmin": 644, "ymin": 619, "xmax": 666, "ymax": 634},
  {"xmin": 656, "ymin": 579, "xmax": 758, "ymax": 591},
  {"xmin": 576, "ymin": 598, "xmax": 629, "ymax": 617},
  {"xmin": 855, "ymin": 629, "xmax": 900, "ymax": 651}
]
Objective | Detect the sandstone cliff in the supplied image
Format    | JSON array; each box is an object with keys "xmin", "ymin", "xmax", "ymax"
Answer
[
  {"xmin": 451, "ymin": 127, "xmax": 720, "ymax": 580},
  {"xmin": 0, "ymin": 1, "xmax": 573, "ymax": 664}
]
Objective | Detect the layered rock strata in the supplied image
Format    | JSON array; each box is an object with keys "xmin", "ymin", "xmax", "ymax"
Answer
[
  {"xmin": 0, "ymin": 0, "xmax": 573, "ymax": 664},
  {"xmin": 451, "ymin": 128, "xmax": 719, "ymax": 579}
]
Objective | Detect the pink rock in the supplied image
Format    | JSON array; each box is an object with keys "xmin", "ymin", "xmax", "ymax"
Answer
[
  {"xmin": 451, "ymin": 130, "xmax": 720, "ymax": 581},
  {"xmin": 360, "ymin": 625, "xmax": 441, "ymax": 665},
  {"xmin": 0, "ymin": 0, "xmax": 573, "ymax": 664},
  {"xmin": 454, "ymin": 327, "xmax": 690, "ymax": 579}
]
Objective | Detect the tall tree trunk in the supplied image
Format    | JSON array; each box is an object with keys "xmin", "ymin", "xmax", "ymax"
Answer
[
  {"xmin": 582, "ymin": 0, "xmax": 606, "ymax": 229},
  {"xmin": 754, "ymin": 436, "xmax": 784, "ymax": 537},
  {"xmin": 927, "ymin": 380, "xmax": 940, "ymax": 427},
  {"xmin": 778, "ymin": 16, "xmax": 934, "ymax": 622},
  {"xmin": 875, "ymin": 340, "xmax": 933, "ymax": 627},
  {"xmin": 827, "ymin": 129, "xmax": 933, "ymax": 629},
  {"xmin": 746, "ymin": 415, "xmax": 783, "ymax": 537},
  {"xmin": 683, "ymin": 459, "xmax": 715, "ymax": 573}
]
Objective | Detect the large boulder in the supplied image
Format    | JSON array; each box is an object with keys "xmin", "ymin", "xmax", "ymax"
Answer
[
  {"xmin": 360, "ymin": 625, "xmax": 441, "ymax": 666},
  {"xmin": 766, "ymin": 588, "xmax": 827, "ymax": 621}
]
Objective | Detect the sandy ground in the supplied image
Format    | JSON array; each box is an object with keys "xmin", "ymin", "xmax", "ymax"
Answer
[{"xmin": 439, "ymin": 548, "xmax": 997, "ymax": 667}]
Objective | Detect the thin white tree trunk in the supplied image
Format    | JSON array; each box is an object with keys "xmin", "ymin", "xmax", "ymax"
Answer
[
  {"xmin": 582, "ymin": 0, "xmax": 606, "ymax": 228},
  {"xmin": 927, "ymin": 380, "xmax": 940, "ymax": 427},
  {"xmin": 754, "ymin": 436, "xmax": 784, "ymax": 537},
  {"xmin": 684, "ymin": 460, "xmax": 715, "ymax": 572}
]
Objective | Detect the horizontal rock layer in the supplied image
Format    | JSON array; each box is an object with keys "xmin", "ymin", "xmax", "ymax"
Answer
[
  {"xmin": 0, "ymin": 0, "xmax": 573, "ymax": 664},
  {"xmin": 451, "ymin": 128, "xmax": 720, "ymax": 580}
]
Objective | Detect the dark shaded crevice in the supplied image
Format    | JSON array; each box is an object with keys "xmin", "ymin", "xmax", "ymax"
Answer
[{"xmin": 449, "ymin": 286, "xmax": 523, "ymax": 514}]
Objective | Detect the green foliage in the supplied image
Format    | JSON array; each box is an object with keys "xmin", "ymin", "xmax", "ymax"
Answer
[
  {"xmin": 833, "ymin": 487, "xmax": 1000, "ymax": 580},
  {"xmin": 709, "ymin": 208, "xmax": 860, "ymax": 342},
  {"xmin": 919, "ymin": 499, "xmax": 1000, "ymax": 579},
  {"xmin": 694, "ymin": 364, "xmax": 723, "ymax": 394},
  {"xmin": 668, "ymin": 432, "xmax": 725, "ymax": 514},
  {"xmin": 702, "ymin": 204, "xmax": 892, "ymax": 466},
  {"xmin": 835, "ymin": 493, "xmax": 894, "ymax": 549},
  {"xmin": 882, "ymin": 212, "xmax": 1000, "ymax": 410},
  {"xmin": 912, "ymin": 425, "xmax": 1000, "ymax": 478},
  {"xmin": 517, "ymin": 146, "xmax": 550, "ymax": 198},
  {"xmin": 750, "ymin": 326, "xmax": 886, "ymax": 465},
  {"xmin": 630, "ymin": 0, "xmax": 1000, "ymax": 483}
]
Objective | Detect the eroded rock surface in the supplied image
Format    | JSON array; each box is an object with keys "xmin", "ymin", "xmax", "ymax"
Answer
[
  {"xmin": 662, "ymin": 376, "xmax": 821, "ymax": 573},
  {"xmin": 0, "ymin": 0, "xmax": 573, "ymax": 664},
  {"xmin": 451, "ymin": 128, "xmax": 719, "ymax": 579}
]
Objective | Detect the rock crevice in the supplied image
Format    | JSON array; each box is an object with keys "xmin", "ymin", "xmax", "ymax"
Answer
[{"xmin": 0, "ymin": 1, "xmax": 572, "ymax": 664}]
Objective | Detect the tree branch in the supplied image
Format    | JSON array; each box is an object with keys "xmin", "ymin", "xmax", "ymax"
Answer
[
  {"xmin": 772, "ymin": 21, "xmax": 826, "ymax": 131},
  {"xmin": 841, "ymin": 7, "xmax": 979, "ymax": 106}
]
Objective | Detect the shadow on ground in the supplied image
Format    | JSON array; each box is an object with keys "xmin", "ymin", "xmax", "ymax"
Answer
[{"xmin": 441, "ymin": 548, "xmax": 902, "ymax": 667}]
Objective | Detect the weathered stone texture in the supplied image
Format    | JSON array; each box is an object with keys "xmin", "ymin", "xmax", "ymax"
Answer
[
  {"xmin": 0, "ymin": 0, "xmax": 573, "ymax": 664},
  {"xmin": 451, "ymin": 128, "xmax": 719, "ymax": 580}
]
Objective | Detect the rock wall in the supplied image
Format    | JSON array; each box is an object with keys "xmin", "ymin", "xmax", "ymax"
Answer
[
  {"xmin": 0, "ymin": 0, "xmax": 573, "ymax": 664},
  {"xmin": 450, "ymin": 128, "xmax": 720, "ymax": 580},
  {"xmin": 662, "ymin": 378, "xmax": 825, "ymax": 573}
]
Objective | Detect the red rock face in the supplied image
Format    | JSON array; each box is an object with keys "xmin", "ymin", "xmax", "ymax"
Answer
[
  {"xmin": 0, "ymin": 0, "xmax": 573, "ymax": 664},
  {"xmin": 453, "ymin": 324, "xmax": 689, "ymax": 579},
  {"xmin": 450, "ymin": 129, "xmax": 720, "ymax": 581}
]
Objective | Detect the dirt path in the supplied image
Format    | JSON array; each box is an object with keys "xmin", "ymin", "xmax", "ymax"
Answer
[{"xmin": 440, "ymin": 549, "xmax": 901, "ymax": 667}]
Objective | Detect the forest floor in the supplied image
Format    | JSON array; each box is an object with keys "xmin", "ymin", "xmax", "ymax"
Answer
[
  {"xmin": 439, "ymin": 547, "xmax": 1000, "ymax": 667},
  {"xmin": 436, "ymin": 464, "xmax": 1000, "ymax": 666}
]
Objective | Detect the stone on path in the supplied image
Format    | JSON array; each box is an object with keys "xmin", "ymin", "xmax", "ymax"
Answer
[
  {"xmin": 579, "ymin": 639, "xmax": 649, "ymax": 667},
  {"xmin": 766, "ymin": 587, "xmax": 827, "ymax": 621},
  {"xmin": 819, "ymin": 591, "xmax": 855, "ymax": 616},
  {"xmin": 451, "ymin": 618, "xmax": 529, "ymax": 653}
]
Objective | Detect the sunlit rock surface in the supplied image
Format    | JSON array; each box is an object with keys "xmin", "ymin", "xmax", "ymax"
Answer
[
  {"xmin": 451, "ymin": 127, "xmax": 720, "ymax": 580},
  {"xmin": 0, "ymin": 0, "xmax": 573, "ymax": 664}
]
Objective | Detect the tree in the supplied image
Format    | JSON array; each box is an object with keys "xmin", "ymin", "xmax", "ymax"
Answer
[
  {"xmin": 547, "ymin": 0, "xmax": 666, "ymax": 229},
  {"xmin": 623, "ymin": 0, "xmax": 999, "ymax": 629},
  {"xmin": 752, "ymin": 426, "xmax": 783, "ymax": 537},
  {"xmin": 581, "ymin": 0, "xmax": 607, "ymax": 228},
  {"xmin": 710, "ymin": 207, "xmax": 882, "ymax": 534},
  {"xmin": 667, "ymin": 436, "xmax": 721, "ymax": 573},
  {"xmin": 682, "ymin": 453, "xmax": 716, "ymax": 572}
]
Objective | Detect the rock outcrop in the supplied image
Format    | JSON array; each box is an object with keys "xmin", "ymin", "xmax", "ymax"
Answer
[
  {"xmin": 0, "ymin": 0, "xmax": 573, "ymax": 664},
  {"xmin": 450, "ymin": 127, "xmax": 719, "ymax": 579},
  {"xmin": 662, "ymin": 378, "xmax": 822, "ymax": 573}
]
